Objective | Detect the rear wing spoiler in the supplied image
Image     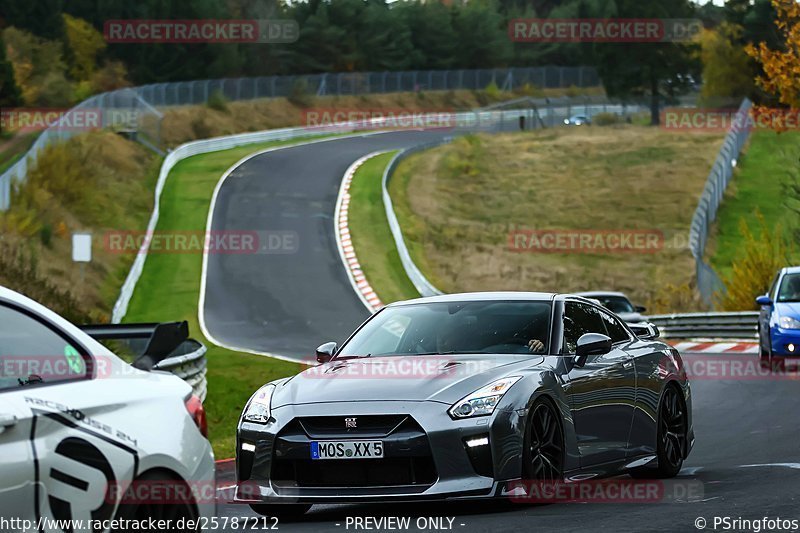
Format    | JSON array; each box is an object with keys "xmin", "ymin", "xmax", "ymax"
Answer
[{"xmin": 78, "ymin": 321, "xmax": 189, "ymax": 370}]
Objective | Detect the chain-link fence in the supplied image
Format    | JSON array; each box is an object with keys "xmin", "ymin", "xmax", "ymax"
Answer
[
  {"xmin": 134, "ymin": 66, "xmax": 599, "ymax": 105},
  {"xmin": 689, "ymin": 98, "xmax": 753, "ymax": 308},
  {"xmin": 0, "ymin": 89, "xmax": 162, "ymax": 211},
  {"xmin": 0, "ymin": 66, "xmax": 599, "ymax": 212}
]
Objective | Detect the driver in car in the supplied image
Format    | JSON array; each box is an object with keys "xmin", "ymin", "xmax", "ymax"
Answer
[{"xmin": 435, "ymin": 325, "xmax": 545, "ymax": 354}]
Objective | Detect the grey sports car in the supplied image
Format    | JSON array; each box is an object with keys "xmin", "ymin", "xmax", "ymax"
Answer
[{"xmin": 235, "ymin": 292, "xmax": 693, "ymax": 516}]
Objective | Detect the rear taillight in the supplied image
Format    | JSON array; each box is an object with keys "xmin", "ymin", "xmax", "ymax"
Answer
[{"xmin": 185, "ymin": 395, "xmax": 208, "ymax": 438}]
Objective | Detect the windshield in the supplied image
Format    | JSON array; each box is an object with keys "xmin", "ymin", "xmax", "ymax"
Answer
[
  {"xmin": 777, "ymin": 274, "xmax": 800, "ymax": 303},
  {"xmin": 593, "ymin": 296, "xmax": 636, "ymax": 314},
  {"xmin": 338, "ymin": 301, "xmax": 551, "ymax": 357}
]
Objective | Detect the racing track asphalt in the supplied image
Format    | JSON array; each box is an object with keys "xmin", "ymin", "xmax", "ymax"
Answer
[
  {"xmin": 217, "ymin": 351, "xmax": 800, "ymax": 532},
  {"xmin": 202, "ymin": 130, "xmax": 800, "ymax": 531},
  {"xmin": 202, "ymin": 129, "xmax": 452, "ymax": 360}
]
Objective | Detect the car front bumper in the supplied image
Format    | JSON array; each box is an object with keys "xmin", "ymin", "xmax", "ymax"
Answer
[
  {"xmin": 769, "ymin": 327, "xmax": 800, "ymax": 356},
  {"xmin": 234, "ymin": 400, "xmax": 526, "ymax": 504}
]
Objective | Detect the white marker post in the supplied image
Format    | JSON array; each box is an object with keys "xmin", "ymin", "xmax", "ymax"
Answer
[{"xmin": 72, "ymin": 232, "xmax": 92, "ymax": 284}]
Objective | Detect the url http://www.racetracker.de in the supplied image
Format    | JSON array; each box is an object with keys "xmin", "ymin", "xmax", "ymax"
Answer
[
  {"xmin": 3, "ymin": 515, "xmax": 280, "ymax": 531},
  {"xmin": 694, "ymin": 516, "xmax": 800, "ymax": 532}
]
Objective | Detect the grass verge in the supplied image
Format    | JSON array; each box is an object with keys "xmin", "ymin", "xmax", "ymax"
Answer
[
  {"xmin": 708, "ymin": 130, "xmax": 800, "ymax": 279},
  {"xmin": 121, "ymin": 138, "xmax": 343, "ymax": 458},
  {"xmin": 388, "ymin": 126, "xmax": 725, "ymax": 312},
  {"xmin": 347, "ymin": 152, "xmax": 420, "ymax": 304}
]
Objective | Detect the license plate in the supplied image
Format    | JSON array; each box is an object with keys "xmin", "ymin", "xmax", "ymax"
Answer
[{"xmin": 310, "ymin": 440, "xmax": 384, "ymax": 460}]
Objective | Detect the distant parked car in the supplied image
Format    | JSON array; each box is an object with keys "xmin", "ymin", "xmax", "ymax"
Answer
[
  {"xmin": 757, "ymin": 267, "xmax": 800, "ymax": 368},
  {"xmin": 564, "ymin": 114, "xmax": 591, "ymax": 126},
  {"xmin": 576, "ymin": 291, "xmax": 646, "ymax": 324}
]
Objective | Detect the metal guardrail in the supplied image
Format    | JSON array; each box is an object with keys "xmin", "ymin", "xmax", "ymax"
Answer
[
  {"xmin": 648, "ymin": 311, "xmax": 759, "ymax": 340},
  {"xmin": 688, "ymin": 99, "xmax": 753, "ymax": 307},
  {"xmin": 155, "ymin": 339, "xmax": 208, "ymax": 402},
  {"xmin": 110, "ymin": 125, "xmax": 342, "ymax": 323},
  {"xmin": 381, "ymin": 141, "xmax": 452, "ymax": 298},
  {"xmin": 111, "ymin": 111, "xmax": 537, "ymax": 323},
  {"xmin": 0, "ymin": 66, "xmax": 600, "ymax": 212}
]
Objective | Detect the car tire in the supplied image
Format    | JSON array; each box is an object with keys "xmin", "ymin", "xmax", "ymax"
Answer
[
  {"xmin": 522, "ymin": 398, "xmax": 564, "ymax": 483},
  {"xmin": 249, "ymin": 503, "xmax": 312, "ymax": 520},
  {"xmin": 115, "ymin": 470, "xmax": 199, "ymax": 530},
  {"xmin": 630, "ymin": 384, "xmax": 686, "ymax": 479},
  {"xmin": 759, "ymin": 331, "xmax": 772, "ymax": 368}
]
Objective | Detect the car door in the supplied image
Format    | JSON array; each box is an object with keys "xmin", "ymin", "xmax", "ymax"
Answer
[
  {"xmin": 0, "ymin": 394, "xmax": 35, "ymax": 525},
  {"xmin": 562, "ymin": 301, "xmax": 637, "ymax": 467},
  {"xmin": 0, "ymin": 301, "xmax": 135, "ymax": 532}
]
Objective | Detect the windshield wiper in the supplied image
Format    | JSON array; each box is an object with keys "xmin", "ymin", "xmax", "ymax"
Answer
[{"xmin": 333, "ymin": 354, "xmax": 372, "ymax": 360}]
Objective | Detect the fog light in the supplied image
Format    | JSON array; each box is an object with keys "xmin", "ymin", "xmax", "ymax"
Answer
[
  {"xmin": 241, "ymin": 442, "xmax": 255, "ymax": 452},
  {"xmin": 789, "ymin": 344, "xmax": 795, "ymax": 353},
  {"xmin": 463, "ymin": 434, "xmax": 492, "ymax": 477},
  {"xmin": 466, "ymin": 436, "xmax": 489, "ymax": 448}
]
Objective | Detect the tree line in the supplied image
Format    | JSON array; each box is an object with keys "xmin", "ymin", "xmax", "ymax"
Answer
[{"xmin": 0, "ymin": 0, "xmax": 785, "ymax": 121}]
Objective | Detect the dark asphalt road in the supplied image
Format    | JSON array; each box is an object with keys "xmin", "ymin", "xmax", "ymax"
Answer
[
  {"xmin": 202, "ymin": 130, "xmax": 449, "ymax": 360},
  {"xmin": 218, "ymin": 352, "xmax": 800, "ymax": 531},
  {"xmin": 203, "ymin": 131, "xmax": 800, "ymax": 530}
]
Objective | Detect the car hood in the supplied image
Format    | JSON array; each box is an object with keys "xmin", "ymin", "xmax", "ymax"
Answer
[
  {"xmin": 777, "ymin": 302, "xmax": 800, "ymax": 317},
  {"xmin": 271, "ymin": 354, "xmax": 545, "ymax": 407}
]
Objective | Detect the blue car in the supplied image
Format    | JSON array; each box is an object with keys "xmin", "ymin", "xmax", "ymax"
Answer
[{"xmin": 757, "ymin": 266, "xmax": 800, "ymax": 367}]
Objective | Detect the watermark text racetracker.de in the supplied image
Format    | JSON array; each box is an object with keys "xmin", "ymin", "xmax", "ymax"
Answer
[
  {"xmin": 507, "ymin": 479, "xmax": 704, "ymax": 504},
  {"xmin": 509, "ymin": 18, "xmax": 701, "ymax": 42},
  {"xmin": 104, "ymin": 19, "xmax": 298, "ymax": 43},
  {"xmin": 681, "ymin": 354, "xmax": 800, "ymax": 381},
  {"xmin": 103, "ymin": 230, "xmax": 298, "ymax": 255},
  {"xmin": 303, "ymin": 108, "xmax": 457, "ymax": 130},
  {"xmin": 0, "ymin": 108, "xmax": 102, "ymax": 133},
  {"xmin": 3, "ymin": 516, "xmax": 278, "ymax": 532},
  {"xmin": 508, "ymin": 229, "xmax": 677, "ymax": 254},
  {"xmin": 662, "ymin": 107, "xmax": 800, "ymax": 133}
]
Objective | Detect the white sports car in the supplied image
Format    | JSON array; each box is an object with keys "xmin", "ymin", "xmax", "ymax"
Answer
[{"xmin": 0, "ymin": 285, "xmax": 215, "ymax": 531}]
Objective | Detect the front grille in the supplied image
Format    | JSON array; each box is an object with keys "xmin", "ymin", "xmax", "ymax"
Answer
[
  {"xmin": 298, "ymin": 415, "xmax": 407, "ymax": 438},
  {"xmin": 272, "ymin": 457, "xmax": 437, "ymax": 488},
  {"xmin": 271, "ymin": 415, "xmax": 437, "ymax": 489}
]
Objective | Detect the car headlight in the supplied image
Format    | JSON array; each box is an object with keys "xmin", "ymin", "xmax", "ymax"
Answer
[
  {"xmin": 780, "ymin": 316, "xmax": 800, "ymax": 330},
  {"xmin": 449, "ymin": 376, "xmax": 522, "ymax": 419},
  {"xmin": 242, "ymin": 384, "xmax": 276, "ymax": 423}
]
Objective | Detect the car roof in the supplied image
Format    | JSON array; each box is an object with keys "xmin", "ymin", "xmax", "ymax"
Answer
[
  {"xmin": 782, "ymin": 266, "xmax": 800, "ymax": 275},
  {"xmin": 386, "ymin": 291, "xmax": 603, "ymax": 307},
  {"xmin": 574, "ymin": 291, "xmax": 629, "ymax": 298},
  {"xmin": 387, "ymin": 291, "xmax": 555, "ymax": 307}
]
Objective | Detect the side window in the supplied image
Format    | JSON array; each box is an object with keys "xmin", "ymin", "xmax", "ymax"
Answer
[
  {"xmin": 562, "ymin": 302, "xmax": 606, "ymax": 354},
  {"xmin": 769, "ymin": 273, "xmax": 780, "ymax": 300},
  {"xmin": 598, "ymin": 308, "xmax": 630, "ymax": 343},
  {"xmin": 0, "ymin": 304, "xmax": 88, "ymax": 391}
]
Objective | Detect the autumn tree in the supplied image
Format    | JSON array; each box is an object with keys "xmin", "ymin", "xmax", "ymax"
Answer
[
  {"xmin": 746, "ymin": 0, "xmax": 800, "ymax": 107},
  {"xmin": 698, "ymin": 23, "xmax": 756, "ymax": 107}
]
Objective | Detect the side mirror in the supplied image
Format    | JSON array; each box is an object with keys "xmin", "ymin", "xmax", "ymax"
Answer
[
  {"xmin": 634, "ymin": 305, "xmax": 647, "ymax": 313},
  {"xmin": 629, "ymin": 322, "xmax": 660, "ymax": 339},
  {"xmin": 574, "ymin": 333, "xmax": 612, "ymax": 367},
  {"xmin": 315, "ymin": 342, "xmax": 337, "ymax": 364},
  {"xmin": 756, "ymin": 295, "xmax": 773, "ymax": 306}
]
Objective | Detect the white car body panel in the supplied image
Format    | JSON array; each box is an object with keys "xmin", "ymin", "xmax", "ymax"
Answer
[{"xmin": 0, "ymin": 286, "xmax": 215, "ymax": 531}]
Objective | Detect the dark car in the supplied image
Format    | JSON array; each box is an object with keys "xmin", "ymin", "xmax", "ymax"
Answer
[
  {"xmin": 575, "ymin": 291, "xmax": 647, "ymax": 323},
  {"xmin": 757, "ymin": 267, "xmax": 800, "ymax": 368},
  {"xmin": 236, "ymin": 292, "xmax": 693, "ymax": 516}
]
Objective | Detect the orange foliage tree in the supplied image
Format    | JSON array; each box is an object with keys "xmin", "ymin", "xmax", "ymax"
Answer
[{"xmin": 746, "ymin": 0, "xmax": 800, "ymax": 107}]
